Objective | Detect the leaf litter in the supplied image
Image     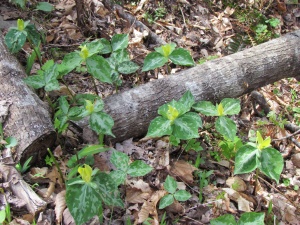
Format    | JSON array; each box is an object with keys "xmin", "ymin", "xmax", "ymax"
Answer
[{"xmin": 1, "ymin": 0, "xmax": 300, "ymax": 224}]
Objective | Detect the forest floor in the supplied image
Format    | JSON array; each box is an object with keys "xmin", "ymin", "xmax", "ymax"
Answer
[{"xmin": 1, "ymin": 0, "xmax": 300, "ymax": 224}]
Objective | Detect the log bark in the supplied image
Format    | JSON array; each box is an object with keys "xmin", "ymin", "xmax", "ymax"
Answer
[
  {"xmin": 0, "ymin": 163, "xmax": 47, "ymax": 215},
  {"xmin": 88, "ymin": 30, "xmax": 300, "ymax": 144},
  {"xmin": 0, "ymin": 33, "xmax": 56, "ymax": 164}
]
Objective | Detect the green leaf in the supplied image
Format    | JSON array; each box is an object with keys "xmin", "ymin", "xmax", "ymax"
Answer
[
  {"xmin": 78, "ymin": 164, "xmax": 93, "ymax": 183},
  {"xmin": 193, "ymin": 101, "xmax": 218, "ymax": 116},
  {"xmin": 58, "ymin": 52, "xmax": 83, "ymax": 76},
  {"xmin": 234, "ymin": 145, "xmax": 258, "ymax": 174},
  {"xmin": 128, "ymin": 161, "xmax": 152, "ymax": 177},
  {"xmin": 4, "ymin": 29, "xmax": 27, "ymax": 53},
  {"xmin": 146, "ymin": 116, "xmax": 172, "ymax": 138},
  {"xmin": 66, "ymin": 180, "xmax": 102, "ymax": 225},
  {"xmin": 86, "ymin": 55, "xmax": 113, "ymax": 84},
  {"xmin": 215, "ymin": 117, "xmax": 237, "ymax": 141},
  {"xmin": 174, "ymin": 190, "xmax": 191, "ymax": 201},
  {"xmin": 59, "ymin": 96, "xmax": 70, "ymax": 115},
  {"xmin": 67, "ymin": 145, "xmax": 110, "ymax": 168},
  {"xmin": 24, "ymin": 75, "xmax": 45, "ymax": 89},
  {"xmin": 238, "ymin": 212, "xmax": 265, "ymax": 225},
  {"xmin": 256, "ymin": 131, "xmax": 271, "ymax": 150},
  {"xmin": 85, "ymin": 39, "xmax": 103, "ymax": 56},
  {"xmin": 159, "ymin": 194, "xmax": 174, "ymax": 209},
  {"xmin": 158, "ymin": 100, "xmax": 186, "ymax": 118},
  {"xmin": 26, "ymin": 48, "xmax": 37, "ymax": 75},
  {"xmin": 5, "ymin": 137, "xmax": 18, "ymax": 148},
  {"xmin": 117, "ymin": 61, "xmax": 139, "ymax": 74},
  {"xmin": 111, "ymin": 34, "xmax": 129, "ymax": 51},
  {"xmin": 110, "ymin": 151, "xmax": 129, "ymax": 171},
  {"xmin": 155, "ymin": 43, "xmax": 176, "ymax": 57},
  {"xmin": 259, "ymin": 147, "xmax": 283, "ymax": 183},
  {"xmin": 111, "ymin": 49, "xmax": 130, "ymax": 64},
  {"xmin": 221, "ymin": 98, "xmax": 241, "ymax": 115},
  {"xmin": 12, "ymin": 0, "xmax": 26, "ymax": 9},
  {"xmin": 178, "ymin": 91, "xmax": 195, "ymax": 111},
  {"xmin": 142, "ymin": 52, "xmax": 168, "ymax": 72},
  {"xmin": 36, "ymin": 2, "xmax": 54, "ymax": 12},
  {"xmin": 99, "ymin": 38, "xmax": 112, "ymax": 54},
  {"xmin": 173, "ymin": 112, "xmax": 201, "ymax": 140},
  {"xmin": 169, "ymin": 48, "xmax": 194, "ymax": 66},
  {"xmin": 109, "ymin": 170, "xmax": 126, "ymax": 186},
  {"xmin": 164, "ymin": 175, "xmax": 177, "ymax": 194},
  {"xmin": 0, "ymin": 209, "xmax": 5, "ymax": 223},
  {"xmin": 89, "ymin": 112, "xmax": 115, "ymax": 137},
  {"xmin": 25, "ymin": 24, "xmax": 41, "ymax": 47},
  {"xmin": 210, "ymin": 214, "xmax": 237, "ymax": 225},
  {"xmin": 93, "ymin": 172, "xmax": 124, "ymax": 207},
  {"xmin": 44, "ymin": 63, "xmax": 60, "ymax": 92}
]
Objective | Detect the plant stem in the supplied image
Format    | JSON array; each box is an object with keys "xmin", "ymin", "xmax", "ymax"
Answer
[
  {"xmin": 45, "ymin": 93, "xmax": 55, "ymax": 111},
  {"xmin": 61, "ymin": 78, "xmax": 75, "ymax": 100},
  {"xmin": 47, "ymin": 148, "xmax": 65, "ymax": 186},
  {"xmin": 98, "ymin": 133, "xmax": 104, "ymax": 146},
  {"xmin": 91, "ymin": 76, "xmax": 99, "ymax": 96},
  {"xmin": 27, "ymin": 38, "xmax": 42, "ymax": 67}
]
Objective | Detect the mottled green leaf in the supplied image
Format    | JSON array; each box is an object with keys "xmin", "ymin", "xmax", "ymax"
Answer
[
  {"xmin": 164, "ymin": 175, "xmax": 177, "ymax": 194},
  {"xmin": 24, "ymin": 75, "xmax": 45, "ymax": 89},
  {"xmin": 193, "ymin": 101, "xmax": 218, "ymax": 116},
  {"xmin": 111, "ymin": 34, "xmax": 129, "ymax": 51},
  {"xmin": 99, "ymin": 38, "xmax": 112, "ymax": 54},
  {"xmin": 238, "ymin": 212, "xmax": 265, "ymax": 225},
  {"xmin": 4, "ymin": 29, "xmax": 27, "ymax": 53},
  {"xmin": 25, "ymin": 24, "xmax": 41, "ymax": 47},
  {"xmin": 234, "ymin": 145, "xmax": 258, "ymax": 174},
  {"xmin": 169, "ymin": 48, "xmax": 194, "ymax": 66},
  {"xmin": 85, "ymin": 39, "xmax": 103, "ymax": 56},
  {"xmin": 142, "ymin": 52, "xmax": 168, "ymax": 72},
  {"xmin": 178, "ymin": 91, "xmax": 195, "ymax": 111},
  {"xmin": 109, "ymin": 170, "xmax": 126, "ymax": 186},
  {"xmin": 221, "ymin": 98, "xmax": 241, "ymax": 115},
  {"xmin": 174, "ymin": 190, "xmax": 191, "ymax": 201},
  {"xmin": 117, "ymin": 61, "xmax": 139, "ymax": 74},
  {"xmin": 58, "ymin": 52, "xmax": 83, "ymax": 76},
  {"xmin": 173, "ymin": 112, "xmax": 201, "ymax": 140},
  {"xmin": 36, "ymin": 2, "xmax": 54, "ymax": 12},
  {"xmin": 89, "ymin": 112, "xmax": 115, "ymax": 137},
  {"xmin": 128, "ymin": 161, "xmax": 152, "ymax": 177},
  {"xmin": 146, "ymin": 116, "xmax": 172, "ymax": 138},
  {"xmin": 259, "ymin": 147, "xmax": 283, "ymax": 183},
  {"xmin": 215, "ymin": 116, "xmax": 237, "ymax": 141},
  {"xmin": 110, "ymin": 151, "xmax": 129, "ymax": 171},
  {"xmin": 86, "ymin": 55, "xmax": 113, "ymax": 84},
  {"xmin": 159, "ymin": 194, "xmax": 174, "ymax": 209},
  {"xmin": 210, "ymin": 214, "xmax": 237, "ymax": 225}
]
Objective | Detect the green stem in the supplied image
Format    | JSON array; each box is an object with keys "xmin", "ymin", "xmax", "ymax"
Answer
[
  {"xmin": 27, "ymin": 38, "xmax": 42, "ymax": 67},
  {"xmin": 91, "ymin": 76, "xmax": 99, "ymax": 96},
  {"xmin": 61, "ymin": 78, "xmax": 75, "ymax": 100},
  {"xmin": 99, "ymin": 133, "xmax": 104, "ymax": 146},
  {"xmin": 45, "ymin": 93, "xmax": 55, "ymax": 111},
  {"xmin": 47, "ymin": 148, "xmax": 65, "ymax": 185}
]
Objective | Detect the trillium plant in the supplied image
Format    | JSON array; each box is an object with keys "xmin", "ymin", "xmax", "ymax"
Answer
[
  {"xmin": 234, "ymin": 130, "xmax": 284, "ymax": 183},
  {"xmin": 142, "ymin": 43, "xmax": 194, "ymax": 72},
  {"xmin": 146, "ymin": 91, "xmax": 202, "ymax": 144}
]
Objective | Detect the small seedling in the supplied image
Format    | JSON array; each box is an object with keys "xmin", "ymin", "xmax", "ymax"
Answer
[
  {"xmin": 159, "ymin": 175, "xmax": 191, "ymax": 209},
  {"xmin": 15, "ymin": 156, "xmax": 32, "ymax": 174},
  {"xmin": 0, "ymin": 123, "xmax": 18, "ymax": 150},
  {"xmin": 195, "ymin": 170, "xmax": 214, "ymax": 202},
  {"xmin": 109, "ymin": 150, "xmax": 153, "ymax": 186}
]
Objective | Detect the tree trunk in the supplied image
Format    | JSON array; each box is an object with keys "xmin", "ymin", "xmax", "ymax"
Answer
[
  {"xmin": 0, "ymin": 33, "xmax": 56, "ymax": 164},
  {"xmin": 85, "ymin": 29, "xmax": 300, "ymax": 144}
]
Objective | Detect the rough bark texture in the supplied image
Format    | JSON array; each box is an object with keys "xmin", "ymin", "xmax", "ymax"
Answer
[
  {"xmin": 0, "ymin": 163, "xmax": 47, "ymax": 215},
  {"xmin": 0, "ymin": 33, "xmax": 56, "ymax": 164},
  {"xmin": 86, "ymin": 30, "xmax": 300, "ymax": 144}
]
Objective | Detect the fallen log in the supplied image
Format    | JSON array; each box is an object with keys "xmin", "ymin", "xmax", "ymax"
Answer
[
  {"xmin": 86, "ymin": 29, "xmax": 300, "ymax": 144},
  {"xmin": 0, "ymin": 32, "xmax": 56, "ymax": 164}
]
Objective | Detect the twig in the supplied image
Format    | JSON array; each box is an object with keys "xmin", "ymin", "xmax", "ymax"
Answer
[
  {"xmin": 179, "ymin": 6, "xmax": 186, "ymax": 26},
  {"xmin": 272, "ymin": 129, "xmax": 300, "ymax": 142}
]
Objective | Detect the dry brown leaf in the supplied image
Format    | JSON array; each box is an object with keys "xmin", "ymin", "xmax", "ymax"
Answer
[
  {"xmin": 55, "ymin": 190, "xmax": 66, "ymax": 224},
  {"xmin": 47, "ymin": 166, "xmax": 64, "ymax": 188},
  {"xmin": 170, "ymin": 160, "xmax": 197, "ymax": 184},
  {"xmin": 126, "ymin": 187, "xmax": 151, "ymax": 203},
  {"xmin": 137, "ymin": 190, "xmax": 166, "ymax": 224},
  {"xmin": 223, "ymin": 188, "xmax": 251, "ymax": 212},
  {"xmin": 226, "ymin": 176, "xmax": 247, "ymax": 192}
]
